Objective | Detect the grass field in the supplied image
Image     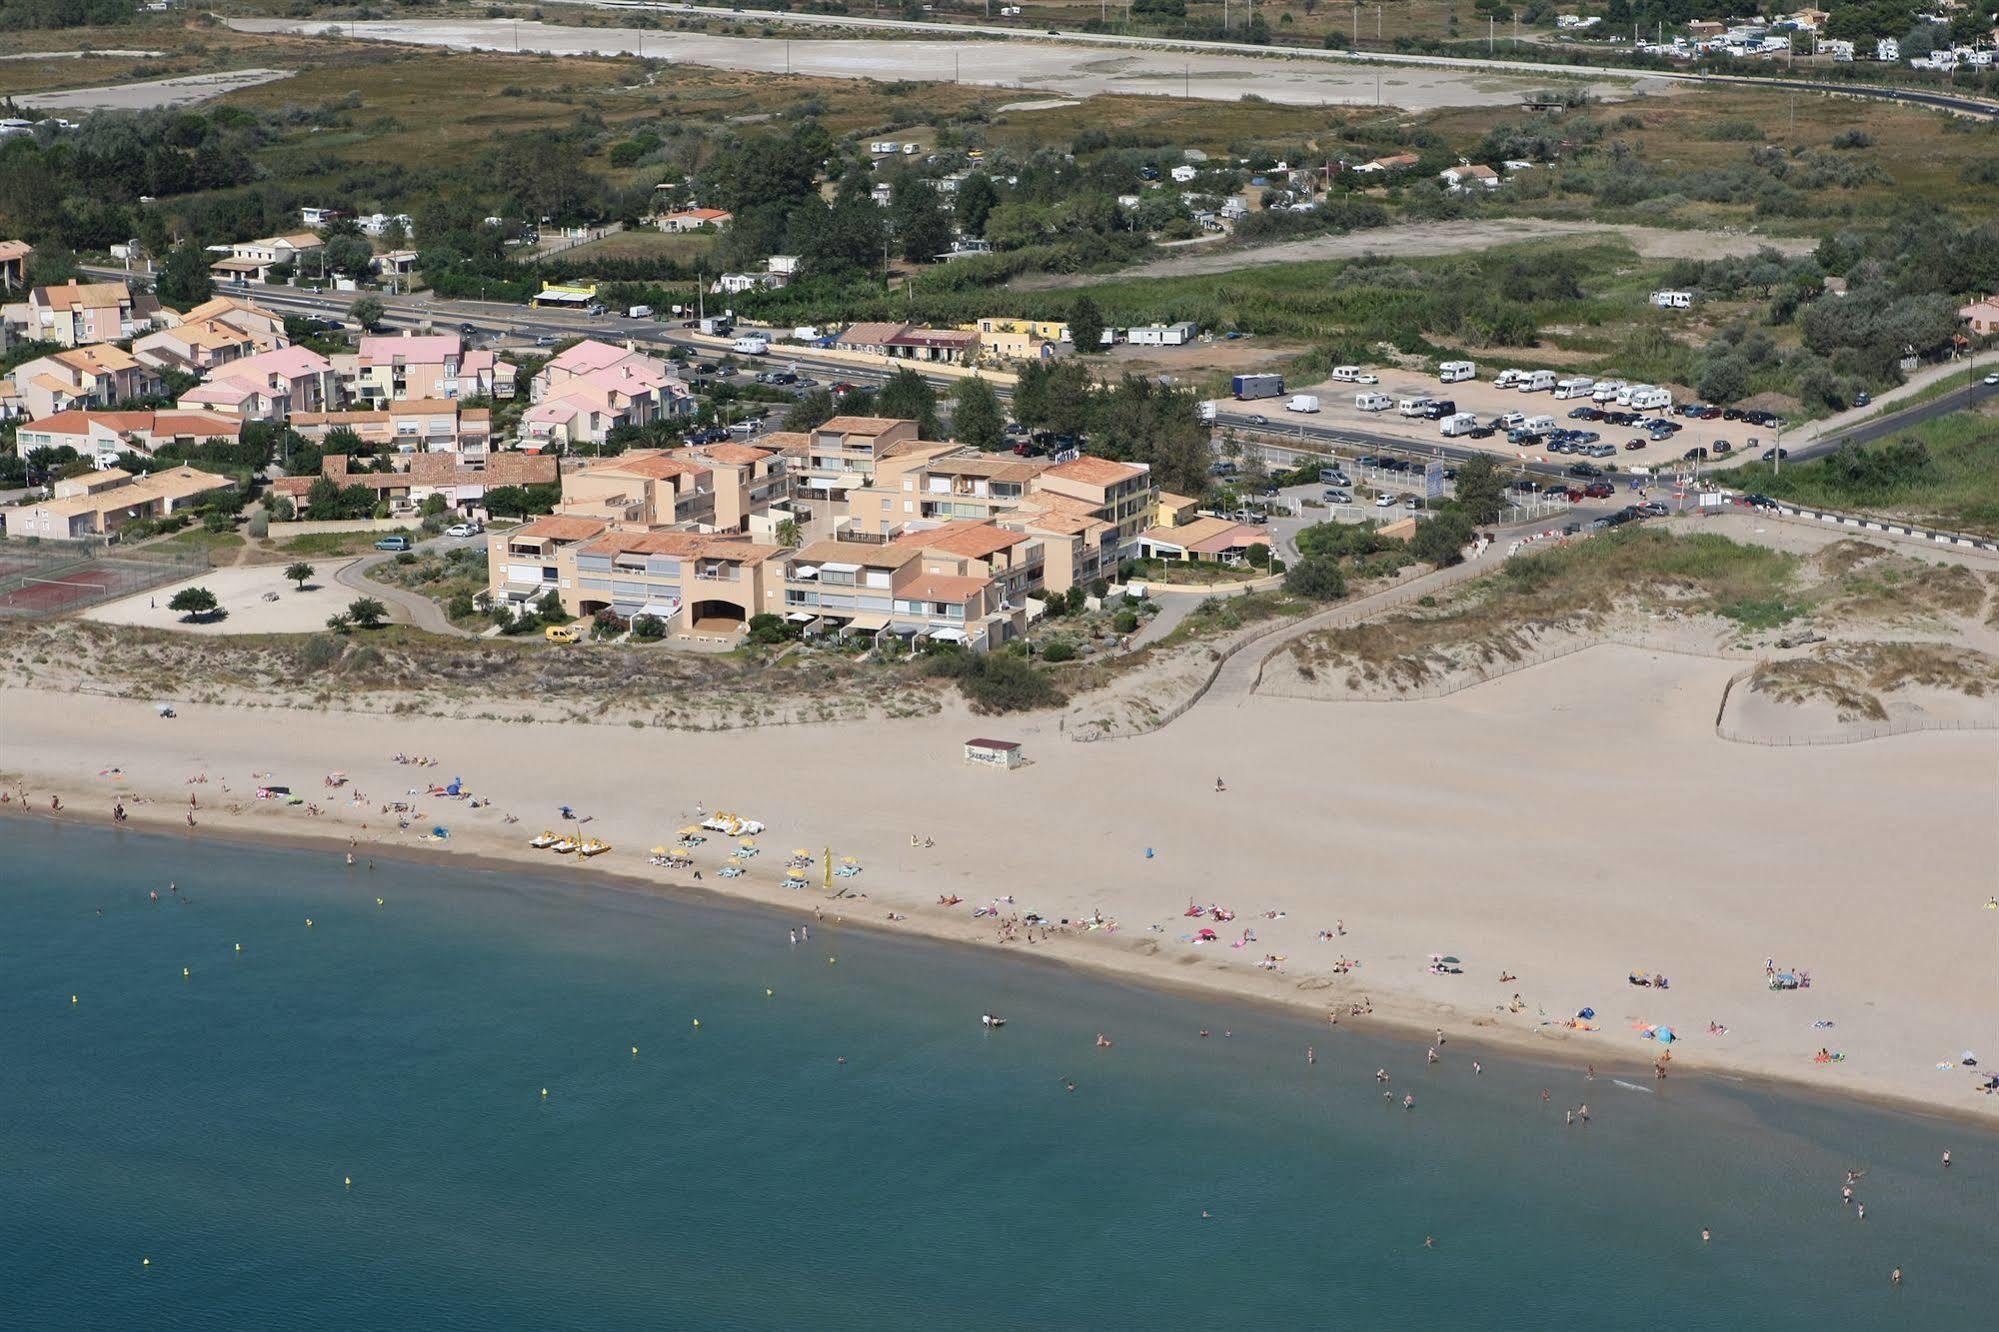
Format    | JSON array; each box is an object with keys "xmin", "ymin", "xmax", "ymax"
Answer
[
  {"xmin": 1730, "ymin": 407, "xmax": 1999, "ymax": 538},
  {"xmin": 555, "ymin": 229, "xmax": 720, "ymax": 265}
]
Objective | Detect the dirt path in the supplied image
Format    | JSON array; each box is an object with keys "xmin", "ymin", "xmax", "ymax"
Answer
[{"xmin": 1012, "ymin": 220, "xmax": 1815, "ymax": 290}]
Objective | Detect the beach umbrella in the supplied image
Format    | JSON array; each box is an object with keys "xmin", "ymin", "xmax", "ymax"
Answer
[{"xmin": 651, "ymin": 846, "xmax": 668, "ymax": 856}]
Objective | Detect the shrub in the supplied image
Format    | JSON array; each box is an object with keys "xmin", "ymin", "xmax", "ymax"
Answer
[
  {"xmin": 1111, "ymin": 609, "xmax": 1139, "ymax": 635},
  {"xmin": 1829, "ymin": 129, "xmax": 1874, "ymax": 150},
  {"xmin": 1284, "ymin": 555, "xmax": 1348, "ymax": 601},
  {"xmin": 923, "ymin": 649, "xmax": 1064, "ymax": 713},
  {"xmin": 296, "ymin": 634, "xmax": 344, "ymax": 671},
  {"xmin": 631, "ymin": 614, "xmax": 666, "ymax": 641},
  {"xmin": 1040, "ymin": 640, "xmax": 1078, "ymax": 663}
]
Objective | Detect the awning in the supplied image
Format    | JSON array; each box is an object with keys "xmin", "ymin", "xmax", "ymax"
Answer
[
  {"xmin": 638, "ymin": 600, "xmax": 681, "ymax": 619},
  {"xmin": 829, "ymin": 474, "xmax": 862, "ymax": 490},
  {"xmin": 786, "ymin": 611, "xmax": 817, "ymax": 622},
  {"xmin": 792, "ymin": 564, "xmax": 820, "ymax": 578},
  {"xmin": 818, "ymin": 561, "xmax": 861, "ymax": 574},
  {"xmin": 927, "ymin": 626, "xmax": 967, "ymax": 642},
  {"xmin": 840, "ymin": 612, "xmax": 890, "ymax": 631}
]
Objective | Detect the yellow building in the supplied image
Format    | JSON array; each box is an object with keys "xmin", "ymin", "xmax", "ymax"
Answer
[
  {"xmin": 1154, "ymin": 492, "xmax": 1200, "ymax": 528},
  {"xmin": 972, "ymin": 317, "xmax": 1069, "ymax": 363}
]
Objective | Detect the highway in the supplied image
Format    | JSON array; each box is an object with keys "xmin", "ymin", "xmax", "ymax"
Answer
[
  {"xmin": 553, "ymin": 0, "xmax": 1999, "ymax": 121},
  {"xmin": 113, "ymin": 274, "xmax": 1991, "ymax": 492}
]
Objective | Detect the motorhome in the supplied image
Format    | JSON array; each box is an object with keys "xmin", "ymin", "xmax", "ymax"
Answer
[
  {"xmin": 1397, "ymin": 396, "xmax": 1433, "ymax": 418},
  {"xmin": 1438, "ymin": 360, "xmax": 1477, "ymax": 383},
  {"xmin": 1330, "ymin": 365, "xmax": 1363, "ymax": 382},
  {"xmin": 1493, "ymin": 369, "xmax": 1525, "ymax": 389},
  {"xmin": 733, "ymin": 334, "xmax": 770, "ymax": 355},
  {"xmin": 1592, "ymin": 380, "xmax": 1627, "ymax": 403},
  {"xmin": 1355, "ymin": 392, "xmax": 1393, "ymax": 412},
  {"xmin": 1439, "ymin": 412, "xmax": 1480, "ymax": 437},
  {"xmin": 1628, "ymin": 386, "xmax": 1672, "ymax": 410},
  {"xmin": 1650, "ymin": 290, "xmax": 1693, "ymax": 309},
  {"xmin": 1554, "ymin": 376, "xmax": 1596, "ymax": 400},
  {"xmin": 1524, "ymin": 413, "xmax": 1557, "ymax": 433},
  {"xmin": 1521, "ymin": 371, "xmax": 1557, "ymax": 393}
]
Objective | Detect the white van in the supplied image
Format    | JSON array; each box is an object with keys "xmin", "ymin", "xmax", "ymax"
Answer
[
  {"xmin": 1493, "ymin": 369, "xmax": 1524, "ymax": 390},
  {"xmin": 732, "ymin": 334, "xmax": 770, "ymax": 355},
  {"xmin": 1286, "ymin": 394, "xmax": 1321, "ymax": 413},
  {"xmin": 1439, "ymin": 360, "xmax": 1477, "ymax": 384},
  {"xmin": 626, "ymin": 304, "xmax": 653, "ymax": 319},
  {"xmin": 1628, "ymin": 386, "xmax": 1672, "ymax": 410},
  {"xmin": 1522, "ymin": 370, "xmax": 1557, "ymax": 393},
  {"xmin": 1524, "ymin": 414, "xmax": 1557, "ymax": 433},
  {"xmin": 1554, "ymin": 376, "xmax": 1596, "ymax": 400},
  {"xmin": 1331, "ymin": 365, "xmax": 1362, "ymax": 382},
  {"xmin": 1439, "ymin": 411, "xmax": 1480, "ymax": 437},
  {"xmin": 1397, "ymin": 396, "xmax": 1432, "ymax": 418},
  {"xmin": 1592, "ymin": 379, "xmax": 1627, "ymax": 403},
  {"xmin": 1355, "ymin": 392, "xmax": 1393, "ymax": 412}
]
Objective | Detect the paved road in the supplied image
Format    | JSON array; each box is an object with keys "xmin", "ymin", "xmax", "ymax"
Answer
[
  {"xmin": 335, "ymin": 531, "xmax": 486, "ymax": 638},
  {"xmin": 556, "ymin": 0, "xmax": 1999, "ymax": 120}
]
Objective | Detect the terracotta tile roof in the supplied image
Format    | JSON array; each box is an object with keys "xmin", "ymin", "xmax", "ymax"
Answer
[
  {"xmin": 891, "ymin": 520, "xmax": 1029, "ymax": 560},
  {"xmin": 789, "ymin": 539, "xmax": 919, "ymax": 570},
  {"xmin": 37, "ymin": 280, "xmax": 128, "ymax": 311},
  {"xmin": 0, "ymin": 240, "xmax": 31, "ymax": 263},
  {"xmin": 817, "ymin": 415, "xmax": 908, "ymax": 435},
  {"xmin": 581, "ymin": 531, "xmax": 783, "ymax": 565},
  {"xmin": 1044, "ymin": 455, "xmax": 1148, "ymax": 488},
  {"xmin": 897, "ymin": 572, "xmax": 990, "ymax": 603},
  {"xmin": 758, "ymin": 431, "xmax": 811, "ymax": 454},
  {"xmin": 513, "ymin": 516, "xmax": 609, "ymax": 541},
  {"xmin": 689, "ymin": 442, "xmax": 773, "ymax": 466},
  {"xmin": 832, "ymin": 324, "xmax": 911, "ymax": 349}
]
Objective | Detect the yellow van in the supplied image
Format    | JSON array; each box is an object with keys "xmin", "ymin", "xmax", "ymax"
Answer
[{"xmin": 544, "ymin": 624, "xmax": 581, "ymax": 645}]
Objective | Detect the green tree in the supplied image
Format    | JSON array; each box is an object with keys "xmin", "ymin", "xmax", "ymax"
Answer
[
  {"xmin": 782, "ymin": 388, "xmax": 837, "ymax": 432},
  {"xmin": 955, "ymin": 171, "xmax": 998, "ymax": 236},
  {"xmin": 877, "ymin": 367, "xmax": 940, "ymax": 435},
  {"xmin": 155, "ymin": 241, "xmax": 212, "ymax": 309},
  {"xmin": 1284, "ymin": 555, "xmax": 1347, "ymax": 601},
  {"xmin": 322, "ymin": 233, "xmax": 374, "ymax": 277},
  {"xmin": 345, "ymin": 596, "xmax": 389, "ymax": 629},
  {"xmin": 1697, "ymin": 354, "xmax": 1750, "ymax": 405},
  {"xmin": 1410, "ymin": 510, "xmax": 1475, "ymax": 568},
  {"xmin": 950, "ymin": 376, "xmax": 1006, "ymax": 451},
  {"xmin": 1069, "ymin": 294, "xmax": 1107, "ymax": 354},
  {"xmin": 1452, "ymin": 455, "xmax": 1507, "ymax": 525},
  {"xmin": 889, "ymin": 175, "xmax": 953, "ymax": 264},
  {"xmin": 348, "ymin": 295, "xmax": 386, "ymax": 331},
  {"xmin": 167, "ymin": 586, "xmax": 219, "ymax": 621},
  {"xmin": 774, "ymin": 517, "xmax": 802, "ymax": 549},
  {"xmin": 284, "ymin": 561, "xmax": 315, "ymax": 590}
]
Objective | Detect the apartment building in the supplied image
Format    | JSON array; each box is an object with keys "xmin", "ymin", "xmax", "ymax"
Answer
[
  {"xmin": 1033, "ymin": 455, "xmax": 1154, "ymax": 556},
  {"xmin": 554, "ymin": 450, "xmax": 721, "ymax": 529},
  {"xmin": 273, "ymin": 451, "xmax": 556, "ymax": 515},
  {"xmin": 5, "ymin": 280, "xmax": 150, "ymax": 347},
  {"xmin": 289, "ymin": 400, "xmax": 493, "ymax": 456},
  {"xmin": 521, "ymin": 339, "xmax": 689, "ymax": 448},
  {"xmin": 337, "ymin": 331, "xmax": 516, "ymax": 406},
  {"xmin": 209, "ymin": 231, "xmax": 324, "ymax": 284},
  {"xmin": 3, "ymin": 465, "xmax": 234, "ymax": 539},
  {"xmin": 180, "ymin": 345, "xmax": 339, "ymax": 421},
  {"xmin": 795, "ymin": 415, "xmax": 935, "ymax": 500},
  {"xmin": 779, "ymin": 534, "xmax": 1023, "ymax": 649},
  {"xmin": 847, "ymin": 449, "xmax": 1048, "ymax": 535},
  {"xmin": 15, "ymin": 409, "xmax": 242, "ymax": 469},
  {"xmin": 8, "ymin": 343, "xmax": 160, "ymax": 419},
  {"xmin": 488, "ymin": 525, "xmax": 786, "ymax": 633}
]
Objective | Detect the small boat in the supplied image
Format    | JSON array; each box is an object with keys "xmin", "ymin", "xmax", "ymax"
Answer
[
  {"xmin": 529, "ymin": 830, "xmax": 560, "ymax": 849},
  {"xmin": 981, "ymin": 1013, "xmax": 1006, "ymax": 1029},
  {"xmin": 578, "ymin": 838, "xmax": 610, "ymax": 858},
  {"xmin": 551, "ymin": 836, "xmax": 580, "ymax": 854}
]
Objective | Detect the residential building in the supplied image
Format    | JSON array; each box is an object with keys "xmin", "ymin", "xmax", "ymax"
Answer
[
  {"xmin": 833, "ymin": 322, "xmax": 913, "ymax": 356},
  {"xmin": 883, "ymin": 328, "xmax": 981, "ymax": 363},
  {"xmin": 1958, "ymin": 294, "xmax": 1999, "ymax": 336},
  {"xmin": 289, "ymin": 401, "xmax": 493, "ymax": 456},
  {"xmin": 490, "ymin": 527, "xmax": 785, "ymax": 633},
  {"xmin": 1354, "ymin": 153, "xmax": 1420, "ymax": 174},
  {"xmin": 1125, "ymin": 322, "xmax": 1199, "ymax": 346},
  {"xmin": 974, "ymin": 317, "xmax": 1069, "ymax": 362},
  {"xmin": 796, "ymin": 415, "xmax": 927, "ymax": 499},
  {"xmin": 273, "ymin": 451, "xmax": 557, "ymax": 516},
  {"xmin": 1154, "ymin": 491, "xmax": 1201, "ymax": 527},
  {"xmin": 521, "ymin": 340, "xmax": 690, "ymax": 449},
  {"xmin": 133, "ymin": 296, "xmax": 288, "ymax": 375},
  {"xmin": 652, "ymin": 207, "xmax": 733, "ymax": 233},
  {"xmin": 6, "ymin": 280, "xmax": 144, "ymax": 347},
  {"xmin": 1034, "ymin": 455, "xmax": 1154, "ymax": 556},
  {"xmin": 181, "ymin": 345, "xmax": 338, "ymax": 421},
  {"xmin": 847, "ymin": 449, "xmax": 1048, "ymax": 534},
  {"xmin": 1439, "ymin": 163, "xmax": 1502, "ymax": 191},
  {"xmin": 299, "ymin": 206, "xmax": 347, "ymax": 228},
  {"xmin": 778, "ymin": 534, "xmax": 1023, "ymax": 649},
  {"xmin": 209, "ymin": 231, "xmax": 324, "ymax": 284},
  {"xmin": 1137, "ymin": 515, "xmax": 1271, "ymax": 564},
  {"xmin": 356, "ymin": 212, "xmax": 413, "ymax": 238},
  {"xmin": 7, "ymin": 344, "xmax": 160, "ymax": 419},
  {"xmin": 3, "ymin": 465, "xmax": 234, "ymax": 539},
  {"xmin": 337, "ymin": 331, "xmax": 514, "ymax": 405},
  {"xmin": 14, "ymin": 409, "xmax": 242, "ymax": 469},
  {"xmin": 0, "ymin": 239, "xmax": 30, "ymax": 291}
]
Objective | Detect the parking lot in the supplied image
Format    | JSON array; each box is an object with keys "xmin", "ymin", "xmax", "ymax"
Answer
[{"xmin": 1230, "ymin": 365, "xmax": 1798, "ymax": 472}]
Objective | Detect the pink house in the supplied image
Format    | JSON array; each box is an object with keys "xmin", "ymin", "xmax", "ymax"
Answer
[
  {"xmin": 11, "ymin": 280, "xmax": 141, "ymax": 347},
  {"xmin": 8, "ymin": 343, "xmax": 160, "ymax": 419},
  {"xmin": 182, "ymin": 345, "xmax": 338, "ymax": 421},
  {"xmin": 339, "ymin": 331, "xmax": 517, "ymax": 405},
  {"xmin": 522, "ymin": 340, "xmax": 689, "ymax": 448}
]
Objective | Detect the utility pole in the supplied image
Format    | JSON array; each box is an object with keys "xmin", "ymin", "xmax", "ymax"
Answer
[
  {"xmin": 1489, "ymin": 15, "xmax": 1494, "ymax": 52},
  {"xmin": 1351, "ymin": 3, "xmax": 1357, "ymax": 48}
]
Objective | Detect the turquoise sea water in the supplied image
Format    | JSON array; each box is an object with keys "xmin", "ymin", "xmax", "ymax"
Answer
[{"xmin": 1, "ymin": 820, "xmax": 1993, "ymax": 1329}]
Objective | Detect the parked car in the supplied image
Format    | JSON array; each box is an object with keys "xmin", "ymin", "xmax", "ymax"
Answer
[
  {"xmin": 544, "ymin": 624, "xmax": 581, "ymax": 645},
  {"xmin": 1323, "ymin": 489, "xmax": 1353, "ymax": 504},
  {"xmin": 1639, "ymin": 500, "xmax": 1671, "ymax": 517},
  {"xmin": 1374, "ymin": 493, "xmax": 1397, "ymax": 508},
  {"xmin": 1682, "ymin": 446, "xmax": 1709, "ymax": 461},
  {"xmin": 1759, "ymin": 446, "xmax": 1790, "ymax": 462},
  {"xmin": 1582, "ymin": 481, "xmax": 1615, "ymax": 499},
  {"xmin": 1566, "ymin": 462, "xmax": 1603, "ymax": 478},
  {"xmin": 1711, "ymin": 440, "xmax": 1734, "ymax": 456},
  {"xmin": 445, "ymin": 522, "xmax": 482, "ymax": 539},
  {"xmin": 1852, "ymin": 391, "xmax": 1871, "ymax": 407},
  {"xmin": 374, "ymin": 535, "xmax": 412, "ymax": 552}
]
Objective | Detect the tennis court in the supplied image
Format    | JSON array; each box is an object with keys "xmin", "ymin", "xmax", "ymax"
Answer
[{"xmin": 0, "ymin": 539, "xmax": 210, "ymax": 618}]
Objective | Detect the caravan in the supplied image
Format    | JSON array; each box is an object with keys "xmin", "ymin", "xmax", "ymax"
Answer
[
  {"xmin": 1438, "ymin": 360, "xmax": 1477, "ymax": 383},
  {"xmin": 1493, "ymin": 369, "xmax": 1525, "ymax": 390},
  {"xmin": 1521, "ymin": 371, "xmax": 1557, "ymax": 393},
  {"xmin": 1554, "ymin": 376, "xmax": 1596, "ymax": 400},
  {"xmin": 1354, "ymin": 392, "xmax": 1393, "ymax": 412},
  {"xmin": 1397, "ymin": 396, "xmax": 1433, "ymax": 418},
  {"xmin": 1592, "ymin": 379, "xmax": 1627, "ymax": 404},
  {"xmin": 1439, "ymin": 412, "xmax": 1480, "ymax": 437}
]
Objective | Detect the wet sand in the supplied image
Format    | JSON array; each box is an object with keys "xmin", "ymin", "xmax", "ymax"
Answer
[
  {"xmin": 5, "ymin": 644, "xmax": 1995, "ymax": 1125},
  {"xmin": 225, "ymin": 16, "xmax": 1644, "ymax": 110}
]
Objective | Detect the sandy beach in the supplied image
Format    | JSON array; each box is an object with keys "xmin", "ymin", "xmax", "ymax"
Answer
[{"xmin": 6, "ymin": 643, "xmax": 1995, "ymax": 1125}]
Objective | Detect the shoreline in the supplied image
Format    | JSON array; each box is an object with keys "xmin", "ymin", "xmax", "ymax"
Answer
[{"xmin": 10, "ymin": 795, "xmax": 1995, "ymax": 1134}]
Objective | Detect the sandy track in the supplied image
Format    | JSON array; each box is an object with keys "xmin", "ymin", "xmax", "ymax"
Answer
[
  {"xmin": 1013, "ymin": 220, "xmax": 1816, "ymax": 289},
  {"xmin": 15, "ymin": 68, "xmax": 294, "ymax": 112}
]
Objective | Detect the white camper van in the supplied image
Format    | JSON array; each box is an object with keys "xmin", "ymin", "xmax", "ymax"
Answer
[
  {"xmin": 1439, "ymin": 412, "xmax": 1480, "ymax": 437},
  {"xmin": 1592, "ymin": 379, "xmax": 1627, "ymax": 403},
  {"xmin": 1354, "ymin": 392, "xmax": 1393, "ymax": 412},
  {"xmin": 1524, "ymin": 413, "xmax": 1557, "ymax": 433},
  {"xmin": 1554, "ymin": 376, "xmax": 1596, "ymax": 400},
  {"xmin": 1628, "ymin": 386, "xmax": 1672, "ymax": 410},
  {"xmin": 1439, "ymin": 360, "xmax": 1477, "ymax": 384},
  {"xmin": 1397, "ymin": 396, "xmax": 1433, "ymax": 418},
  {"xmin": 1493, "ymin": 369, "xmax": 1525, "ymax": 390},
  {"xmin": 1330, "ymin": 365, "xmax": 1362, "ymax": 382},
  {"xmin": 1521, "ymin": 371, "xmax": 1557, "ymax": 393}
]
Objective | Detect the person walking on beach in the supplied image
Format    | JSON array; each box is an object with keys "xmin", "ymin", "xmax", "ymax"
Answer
[
  {"xmin": 1891, "ymin": 1267, "xmax": 1901, "ymax": 1286},
  {"xmin": 1941, "ymin": 1150, "xmax": 1950, "ymax": 1169},
  {"xmin": 1701, "ymin": 1229, "xmax": 1710, "ymax": 1245},
  {"xmin": 1856, "ymin": 1204, "xmax": 1865, "ymax": 1222}
]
